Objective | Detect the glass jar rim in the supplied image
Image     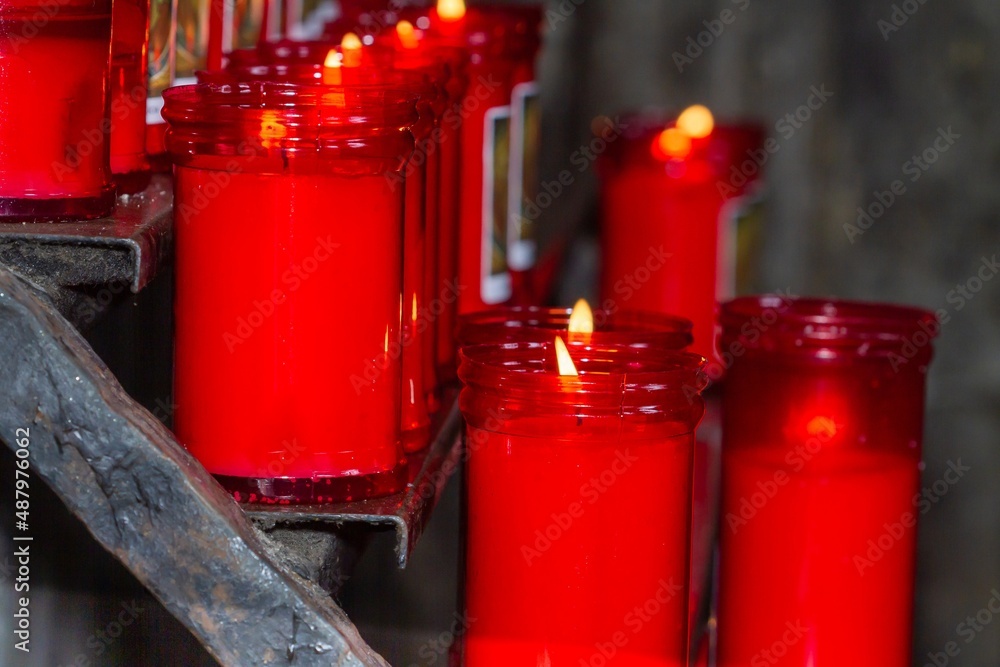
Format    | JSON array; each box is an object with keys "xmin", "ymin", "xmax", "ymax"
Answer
[
  {"xmin": 459, "ymin": 341, "xmax": 707, "ymax": 396},
  {"xmin": 457, "ymin": 306, "xmax": 693, "ymax": 348},
  {"xmin": 719, "ymin": 295, "xmax": 939, "ymax": 360},
  {"xmin": 163, "ymin": 81, "xmax": 418, "ymax": 126}
]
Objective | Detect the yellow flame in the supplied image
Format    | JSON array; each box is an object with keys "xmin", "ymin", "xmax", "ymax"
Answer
[
  {"xmin": 676, "ymin": 104, "xmax": 715, "ymax": 139},
  {"xmin": 397, "ymin": 20, "xmax": 420, "ymax": 49},
  {"xmin": 323, "ymin": 48, "xmax": 342, "ymax": 85},
  {"xmin": 412, "ymin": 293, "xmax": 419, "ymax": 322},
  {"xmin": 554, "ymin": 336, "xmax": 578, "ymax": 376},
  {"xmin": 436, "ymin": 0, "xmax": 466, "ymax": 22},
  {"xmin": 341, "ymin": 32, "xmax": 363, "ymax": 68},
  {"xmin": 806, "ymin": 416, "xmax": 838, "ymax": 439},
  {"xmin": 655, "ymin": 127, "xmax": 692, "ymax": 159},
  {"xmin": 568, "ymin": 299, "xmax": 594, "ymax": 334}
]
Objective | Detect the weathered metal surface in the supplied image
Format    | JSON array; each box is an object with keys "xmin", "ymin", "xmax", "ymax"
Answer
[
  {"xmin": 0, "ymin": 177, "xmax": 173, "ymax": 326},
  {"xmin": 246, "ymin": 401, "xmax": 464, "ymax": 568},
  {"xmin": 0, "ymin": 265, "xmax": 388, "ymax": 667}
]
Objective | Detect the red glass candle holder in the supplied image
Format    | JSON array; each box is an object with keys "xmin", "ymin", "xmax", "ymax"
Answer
[
  {"xmin": 458, "ymin": 340, "xmax": 707, "ymax": 666},
  {"xmin": 0, "ymin": 0, "xmax": 115, "ymax": 219},
  {"xmin": 598, "ymin": 114, "xmax": 766, "ymax": 363},
  {"xmin": 457, "ymin": 305, "xmax": 693, "ymax": 350},
  {"xmin": 164, "ymin": 82, "xmax": 416, "ymax": 503},
  {"xmin": 716, "ymin": 296, "xmax": 939, "ymax": 666},
  {"xmin": 110, "ymin": 0, "xmax": 150, "ymax": 187},
  {"xmin": 204, "ymin": 58, "xmax": 441, "ymax": 452}
]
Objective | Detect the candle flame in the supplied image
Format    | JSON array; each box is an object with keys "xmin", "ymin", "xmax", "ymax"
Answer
[
  {"xmin": 436, "ymin": 0, "xmax": 466, "ymax": 22},
  {"xmin": 568, "ymin": 299, "xmax": 594, "ymax": 334},
  {"xmin": 412, "ymin": 293, "xmax": 419, "ymax": 322},
  {"xmin": 323, "ymin": 48, "xmax": 343, "ymax": 85},
  {"xmin": 554, "ymin": 336, "xmax": 579, "ymax": 377},
  {"xmin": 806, "ymin": 415, "xmax": 838, "ymax": 439},
  {"xmin": 341, "ymin": 32, "xmax": 363, "ymax": 68},
  {"xmin": 653, "ymin": 127, "xmax": 692, "ymax": 160},
  {"xmin": 397, "ymin": 20, "xmax": 420, "ymax": 49},
  {"xmin": 676, "ymin": 104, "xmax": 715, "ymax": 139}
]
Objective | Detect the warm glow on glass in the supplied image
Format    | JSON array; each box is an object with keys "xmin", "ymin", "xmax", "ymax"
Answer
[
  {"xmin": 323, "ymin": 48, "xmax": 342, "ymax": 85},
  {"xmin": 676, "ymin": 104, "xmax": 715, "ymax": 139},
  {"xmin": 568, "ymin": 299, "xmax": 595, "ymax": 334},
  {"xmin": 397, "ymin": 20, "xmax": 420, "ymax": 49},
  {"xmin": 436, "ymin": 0, "xmax": 466, "ymax": 22},
  {"xmin": 805, "ymin": 415, "xmax": 839, "ymax": 439},
  {"xmin": 412, "ymin": 293, "xmax": 419, "ymax": 322},
  {"xmin": 554, "ymin": 336, "xmax": 579, "ymax": 376},
  {"xmin": 341, "ymin": 33, "xmax": 363, "ymax": 68},
  {"xmin": 653, "ymin": 128, "xmax": 693, "ymax": 160},
  {"xmin": 259, "ymin": 110, "xmax": 287, "ymax": 148}
]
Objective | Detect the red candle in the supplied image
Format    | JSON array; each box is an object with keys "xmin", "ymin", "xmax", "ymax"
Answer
[
  {"xmin": 206, "ymin": 48, "xmax": 440, "ymax": 451},
  {"xmin": 457, "ymin": 304, "xmax": 693, "ymax": 350},
  {"xmin": 383, "ymin": 13, "xmax": 470, "ymax": 385},
  {"xmin": 0, "ymin": 0, "xmax": 114, "ymax": 219},
  {"xmin": 424, "ymin": 3, "xmax": 538, "ymax": 314},
  {"xmin": 164, "ymin": 82, "xmax": 416, "ymax": 503},
  {"xmin": 716, "ymin": 296, "xmax": 939, "ymax": 666},
  {"xmin": 110, "ymin": 0, "xmax": 150, "ymax": 187},
  {"xmin": 458, "ymin": 340, "xmax": 707, "ymax": 666},
  {"xmin": 598, "ymin": 108, "xmax": 765, "ymax": 363}
]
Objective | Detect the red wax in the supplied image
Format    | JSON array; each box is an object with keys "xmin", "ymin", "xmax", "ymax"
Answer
[
  {"xmin": 110, "ymin": 0, "xmax": 149, "ymax": 182},
  {"xmin": 716, "ymin": 296, "xmax": 939, "ymax": 666},
  {"xmin": 598, "ymin": 118, "xmax": 765, "ymax": 363},
  {"xmin": 459, "ymin": 342, "xmax": 707, "ymax": 667},
  {"xmin": 203, "ymin": 58, "xmax": 438, "ymax": 449},
  {"xmin": 0, "ymin": 0, "xmax": 114, "ymax": 219},
  {"xmin": 165, "ymin": 83, "xmax": 416, "ymax": 503},
  {"xmin": 718, "ymin": 447, "xmax": 918, "ymax": 666}
]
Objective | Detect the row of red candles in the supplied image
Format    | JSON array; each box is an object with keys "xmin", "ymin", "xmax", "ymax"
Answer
[{"xmin": 0, "ymin": 1, "xmax": 940, "ymax": 665}]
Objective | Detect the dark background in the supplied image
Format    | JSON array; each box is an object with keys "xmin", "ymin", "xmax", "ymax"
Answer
[{"xmin": 2, "ymin": 0, "xmax": 998, "ymax": 665}]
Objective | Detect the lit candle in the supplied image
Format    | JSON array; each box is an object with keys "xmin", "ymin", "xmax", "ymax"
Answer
[
  {"xmin": 716, "ymin": 296, "xmax": 939, "ymax": 665},
  {"xmin": 597, "ymin": 107, "xmax": 767, "ymax": 365},
  {"xmin": 458, "ymin": 328, "xmax": 707, "ymax": 666},
  {"xmin": 0, "ymin": 0, "xmax": 115, "ymax": 219},
  {"xmin": 456, "ymin": 302, "xmax": 693, "ymax": 350},
  {"xmin": 164, "ymin": 82, "xmax": 418, "ymax": 503}
]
